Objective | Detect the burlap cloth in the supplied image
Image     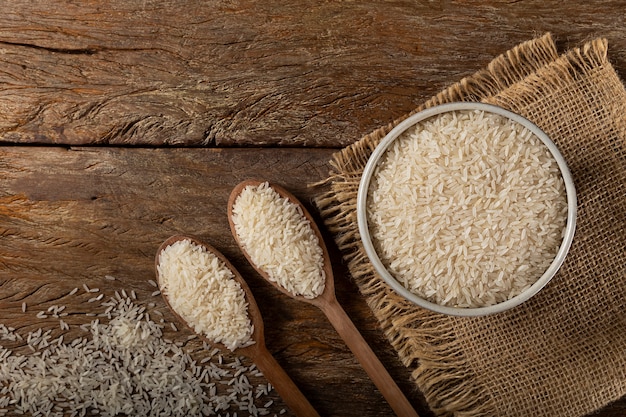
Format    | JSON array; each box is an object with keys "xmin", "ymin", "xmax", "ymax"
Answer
[{"xmin": 314, "ymin": 33, "xmax": 626, "ymax": 417}]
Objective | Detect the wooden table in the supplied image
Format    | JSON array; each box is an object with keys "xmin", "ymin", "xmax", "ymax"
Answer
[{"xmin": 0, "ymin": 1, "xmax": 624, "ymax": 416}]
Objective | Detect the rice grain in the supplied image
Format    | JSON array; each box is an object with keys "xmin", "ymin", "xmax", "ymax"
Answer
[{"xmin": 0, "ymin": 290, "xmax": 281, "ymax": 416}]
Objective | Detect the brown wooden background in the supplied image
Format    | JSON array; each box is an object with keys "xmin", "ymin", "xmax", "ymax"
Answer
[{"xmin": 0, "ymin": 1, "xmax": 624, "ymax": 416}]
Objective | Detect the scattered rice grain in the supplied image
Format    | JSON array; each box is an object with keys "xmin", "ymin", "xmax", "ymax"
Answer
[{"xmin": 0, "ymin": 292, "xmax": 282, "ymax": 415}]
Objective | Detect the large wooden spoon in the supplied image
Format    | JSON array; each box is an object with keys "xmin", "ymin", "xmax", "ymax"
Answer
[
  {"xmin": 227, "ymin": 180, "xmax": 419, "ymax": 417},
  {"xmin": 155, "ymin": 234, "xmax": 321, "ymax": 417}
]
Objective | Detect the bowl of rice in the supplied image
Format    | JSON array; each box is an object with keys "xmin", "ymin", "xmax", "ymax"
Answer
[{"xmin": 356, "ymin": 102, "xmax": 577, "ymax": 316}]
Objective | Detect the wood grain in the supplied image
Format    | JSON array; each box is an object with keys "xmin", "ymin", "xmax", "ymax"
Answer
[{"xmin": 0, "ymin": 1, "xmax": 625, "ymax": 146}]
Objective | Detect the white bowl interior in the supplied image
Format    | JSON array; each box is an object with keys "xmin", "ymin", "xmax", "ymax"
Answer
[{"xmin": 356, "ymin": 102, "xmax": 577, "ymax": 316}]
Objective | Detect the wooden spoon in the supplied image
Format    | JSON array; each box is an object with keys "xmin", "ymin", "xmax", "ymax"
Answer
[
  {"xmin": 227, "ymin": 180, "xmax": 419, "ymax": 417},
  {"xmin": 155, "ymin": 234, "xmax": 321, "ymax": 417}
]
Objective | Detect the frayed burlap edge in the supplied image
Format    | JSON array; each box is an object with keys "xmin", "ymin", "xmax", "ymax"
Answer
[
  {"xmin": 486, "ymin": 37, "xmax": 611, "ymax": 113},
  {"xmin": 313, "ymin": 33, "xmax": 614, "ymax": 417}
]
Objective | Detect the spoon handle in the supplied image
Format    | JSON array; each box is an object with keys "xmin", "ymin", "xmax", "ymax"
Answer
[
  {"xmin": 320, "ymin": 299, "xmax": 419, "ymax": 417},
  {"xmin": 252, "ymin": 345, "xmax": 321, "ymax": 417}
]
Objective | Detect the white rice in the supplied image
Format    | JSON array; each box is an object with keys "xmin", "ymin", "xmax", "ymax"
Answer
[
  {"xmin": 1, "ymin": 279, "xmax": 282, "ymax": 416},
  {"xmin": 367, "ymin": 109, "xmax": 568, "ymax": 308},
  {"xmin": 157, "ymin": 239, "xmax": 254, "ymax": 352},
  {"xmin": 231, "ymin": 182, "xmax": 325, "ymax": 299}
]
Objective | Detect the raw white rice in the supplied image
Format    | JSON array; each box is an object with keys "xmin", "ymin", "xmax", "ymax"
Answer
[
  {"xmin": 367, "ymin": 109, "xmax": 567, "ymax": 308},
  {"xmin": 157, "ymin": 239, "xmax": 254, "ymax": 352},
  {"xmin": 231, "ymin": 182, "xmax": 325, "ymax": 299},
  {"xmin": 2, "ymin": 279, "xmax": 283, "ymax": 416}
]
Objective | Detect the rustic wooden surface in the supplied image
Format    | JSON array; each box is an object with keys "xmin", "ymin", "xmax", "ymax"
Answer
[
  {"xmin": 0, "ymin": 1, "xmax": 625, "ymax": 416},
  {"xmin": 0, "ymin": 1, "xmax": 625, "ymax": 146}
]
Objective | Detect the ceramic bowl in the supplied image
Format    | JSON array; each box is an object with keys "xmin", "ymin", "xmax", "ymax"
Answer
[{"xmin": 356, "ymin": 102, "xmax": 577, "ymax": 316}]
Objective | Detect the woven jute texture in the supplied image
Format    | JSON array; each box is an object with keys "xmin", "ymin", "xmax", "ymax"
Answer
[{"xmin": 315, "ymin": 33, "xmax": 626, "ymax": 417}]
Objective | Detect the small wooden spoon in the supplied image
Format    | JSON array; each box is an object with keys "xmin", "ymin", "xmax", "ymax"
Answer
[
  {"xmin": 155, "ymin": 234, "xmax": 321, "ymax": 417},
  {"xmin": 228, "ymin": 180, "xmax": 419, "ymax": 417}
]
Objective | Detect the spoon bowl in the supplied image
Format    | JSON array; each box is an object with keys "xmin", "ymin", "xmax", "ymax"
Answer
[
  {"xmin": 227, "ymin": 180, "xmax": 335, "ymax": 308},
  {"xmin": 155, "ymin": 234, "xmax": 263, "ymax": 356},
  {"xmin": 228, "ymin": 180, "xmax": 419, "ymax": 417},
  {"xmin": 155, "ymin": 234, "xmax": 320, "ymax": 417}
]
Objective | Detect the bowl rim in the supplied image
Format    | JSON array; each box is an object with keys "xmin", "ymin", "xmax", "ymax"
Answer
[{"xmin": 356, "ymin": 102, "xmax": 577, "ymax": 316}]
